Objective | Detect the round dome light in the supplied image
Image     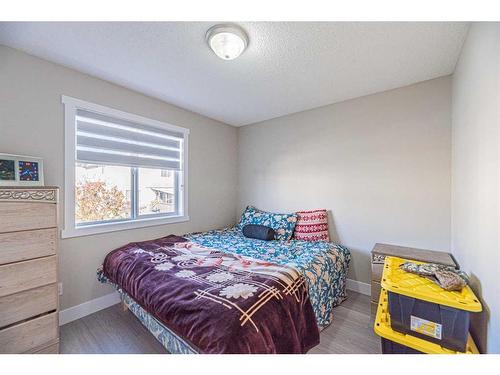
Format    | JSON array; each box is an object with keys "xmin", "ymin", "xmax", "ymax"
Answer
[{"xmin": 206, "ymin": 24, "xmax": 248, "ymax": 60}]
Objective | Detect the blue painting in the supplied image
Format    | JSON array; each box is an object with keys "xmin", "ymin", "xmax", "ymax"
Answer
[{"xmin": 18, "ymin": 161, "xmax": 39, "ymax": 181}]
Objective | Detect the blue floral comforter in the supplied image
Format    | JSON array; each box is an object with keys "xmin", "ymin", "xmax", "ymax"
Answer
[{"xmin": 185, "ymin": 227, "xmax": 351, "ymax": 328}]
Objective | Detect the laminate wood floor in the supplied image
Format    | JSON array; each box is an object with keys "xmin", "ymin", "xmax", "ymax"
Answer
[{"xmin": 60, "ymin": 291, "xmax": 381, "ymax": 354}]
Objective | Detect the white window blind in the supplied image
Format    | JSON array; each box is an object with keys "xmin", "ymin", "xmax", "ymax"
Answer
[{"xmin": 76, "ymin": 109, "xmax": 184, "ymax": 170}]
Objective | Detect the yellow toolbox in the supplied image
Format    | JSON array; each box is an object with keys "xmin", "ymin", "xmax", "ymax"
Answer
[
  {"xmin": 374, "ymin": 288, "xmax": 479, "ymax": 354},
  {"xmin": 379, "ymin": 256, "xmax": 481, "ymax": 352}
]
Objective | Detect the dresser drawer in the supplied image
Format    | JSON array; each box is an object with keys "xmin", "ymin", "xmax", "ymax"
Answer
[
  {"xmin": 0, "ymin": 312, "xmax": 58, "ymax": 354},
  {"xmin": 371, "ymin": 262, "xmax": 383, "ymax": 282},
  {"xmin": 0, "ymin": 202, "xmax": 57, "ymax": 233},
  {"xmin": 371, "ymin": 253, "xmax": 386, "ymax": 264},
  {"xmin": 28, "ymin": 340, "xmax": 59, "ymax": 354},
  {"xmin": 0, "ymin": 256, "xmax": 57, "ymax": 297},
  {"xmin": 33, "ymin": 342, "xmax": 59, "ymax": 354},
  {"xmin": 371, "ymin": 281, "xmax": 381, "ymax": 303},
  {"xmin": 0, "ymin": 228, "xmax": 57, "ymax": 265},
  {"xmin": 0, "ymin": 284, "xmax": 58, "ymax": 328},
  {"xmin": 371, "ymin": 301, "xmax": 378, "ymax": 317}
]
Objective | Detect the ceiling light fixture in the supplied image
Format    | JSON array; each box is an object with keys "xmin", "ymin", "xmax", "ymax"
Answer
[{"xmin": 206, "ymin": 24, "xmax": 248, "ymax": 61}]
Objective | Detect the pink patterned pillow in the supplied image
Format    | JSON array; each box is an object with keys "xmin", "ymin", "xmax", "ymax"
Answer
[{"xmin": 293, "ymin": 209, "xmax": 330, "ymax": 242}]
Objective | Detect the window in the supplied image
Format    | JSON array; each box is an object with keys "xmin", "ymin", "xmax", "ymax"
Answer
[
  {"xmin": 160, "ymin": 169, "xmax": 172, "ymax": 178},
  {"xmin": 75, "ymin": 163, "xmax": 132, "ymax": 224},
  {"xmin": 62, "ymin": 96, "xmax": 189, "ymax": 238},
  {"xmin": 137, "ymin": 166, "xmax": 177, "ymax": 216}
]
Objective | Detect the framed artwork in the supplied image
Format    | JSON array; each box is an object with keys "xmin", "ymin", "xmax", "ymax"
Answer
[{"xmin": 0, "ymin": 153, "xmax": 44, "ymax": 186}]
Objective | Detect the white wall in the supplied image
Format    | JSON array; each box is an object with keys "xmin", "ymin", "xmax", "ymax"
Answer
[
  {"xmin": 238, "ymin": 77, "xmax": 452, "ymax": 284},
  {"xmin": 0, "ymin": 45, "xmax": 238, "ymax": 310},
  {"xmin": 451, "ymin": 23, "xmax": 500, "ymax": 354}
]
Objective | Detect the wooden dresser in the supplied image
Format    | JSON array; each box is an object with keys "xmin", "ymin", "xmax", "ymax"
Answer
[
  {"xmin": 0, "ymin": 187, "xmax": 60, "ymax": 354},
  {"xmin": 370, "ymin": 243, "xmax": 457, "ymax": 317}
]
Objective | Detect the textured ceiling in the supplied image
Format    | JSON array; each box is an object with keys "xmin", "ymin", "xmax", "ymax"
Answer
[{"xmin": 0, "ymin": 22, "xmax": 469, "ymax": 126}]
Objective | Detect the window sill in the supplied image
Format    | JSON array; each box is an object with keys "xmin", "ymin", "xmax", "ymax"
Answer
[{"xmin": 61, "ymin": 215, "xmax": 190, "ymax": 239}]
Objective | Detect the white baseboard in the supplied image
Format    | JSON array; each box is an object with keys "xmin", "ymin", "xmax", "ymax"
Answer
[
  {"xmin": 59, "ymin": 279, "xmax": 370, "ymax": 326},
  {"xmin": 59, "ymin": 291, "xmax": 120, "ymax": 326},
  {"xmin": 346, "ymin": 278, "xmax": 371, "ymax": 296}
]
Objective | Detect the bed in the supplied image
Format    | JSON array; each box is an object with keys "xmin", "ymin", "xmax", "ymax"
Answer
[{"xmin": 97, "ymin": 227, "xmax": 351, "ymax": 354}]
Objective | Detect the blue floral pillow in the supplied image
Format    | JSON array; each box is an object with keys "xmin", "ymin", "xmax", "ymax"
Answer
[{"xmin": 237, "ymin": 206, "xmax": 298, "ymax": 241}]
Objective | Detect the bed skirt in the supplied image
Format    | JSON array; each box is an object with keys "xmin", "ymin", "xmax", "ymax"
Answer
[{"xmin": 98, "ymin": 271, "xmax": 197, "ymax": 354}]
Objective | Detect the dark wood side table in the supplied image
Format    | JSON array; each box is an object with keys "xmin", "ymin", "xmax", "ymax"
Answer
[{"xmin": 370, "ymin": 243, "xmax": 457, "ymax": 317}]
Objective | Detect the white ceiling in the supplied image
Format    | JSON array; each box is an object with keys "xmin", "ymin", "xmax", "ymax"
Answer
[{"xmin": 0, "ymin": 22, "xmax": 469, "ymax": 126}]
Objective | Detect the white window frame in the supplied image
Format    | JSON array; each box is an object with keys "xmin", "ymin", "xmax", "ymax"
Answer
[{"xmin": 61, "ymin": 95, "xmax": 189, "ymax": 238}]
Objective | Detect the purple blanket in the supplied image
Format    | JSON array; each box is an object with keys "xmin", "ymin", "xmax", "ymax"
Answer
[{"xmin": 102, "ymin": 235, "xmax": 320, "ymax": 354}]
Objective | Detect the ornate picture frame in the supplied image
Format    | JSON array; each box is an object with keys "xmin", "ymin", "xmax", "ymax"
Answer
[{"xmin": 0, "ymin": 153, "xmax": 44, "ymax": 186}]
